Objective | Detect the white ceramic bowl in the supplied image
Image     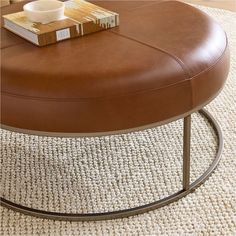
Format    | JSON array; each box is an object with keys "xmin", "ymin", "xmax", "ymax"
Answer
[{"xmin": 23, "ymin": 0, "xmax": 65, "ymax": 24}]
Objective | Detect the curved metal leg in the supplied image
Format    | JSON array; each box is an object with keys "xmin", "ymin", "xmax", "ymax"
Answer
[{"xmin": 0, "ymin": 108, "xmax": 223, "ymax": 221}]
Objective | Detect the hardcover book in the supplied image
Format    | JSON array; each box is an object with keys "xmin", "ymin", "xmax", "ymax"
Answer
[{"xmin": 2, "ymin": 0, "xmax": 119, "ymax": 46}]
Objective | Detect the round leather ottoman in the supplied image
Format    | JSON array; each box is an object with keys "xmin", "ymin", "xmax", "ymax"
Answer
[{"xmin": 0, "ymin": 0, "xmax": 230, "ymax": 221}]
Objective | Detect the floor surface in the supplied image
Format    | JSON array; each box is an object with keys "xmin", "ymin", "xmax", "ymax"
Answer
[{"xmin": 183, "ymin": 0, "xmax": 236, "ymax": 11}]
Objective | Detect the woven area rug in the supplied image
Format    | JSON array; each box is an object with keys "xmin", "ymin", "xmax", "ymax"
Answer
[{"xmin": 1, "ymin": 5, "xmax": 236, "ymax": 236}]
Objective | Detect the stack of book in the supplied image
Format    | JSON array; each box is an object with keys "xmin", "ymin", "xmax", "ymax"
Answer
[{"xmin": 2, "ymin": 0, "xmax": 119, "ymax": 46}]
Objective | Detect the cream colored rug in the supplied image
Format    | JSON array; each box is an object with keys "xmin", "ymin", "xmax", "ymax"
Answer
[{"xmin": 0, "ymin": 5, "xmax": 236, "ymax": 236}]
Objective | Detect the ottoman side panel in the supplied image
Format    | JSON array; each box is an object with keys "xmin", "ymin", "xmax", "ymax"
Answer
[
  {"xmin": 1, "ymin": 81, "xmax": 192, "ymax": 134},
  {"xmin": 191, "ymin": 45, "xmax": 230, "ymax": 107}
]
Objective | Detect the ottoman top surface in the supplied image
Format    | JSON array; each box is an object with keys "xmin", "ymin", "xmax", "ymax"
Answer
[{"xmin": 0, "ymin": 0, "xmax": 230, "ymax": 134}]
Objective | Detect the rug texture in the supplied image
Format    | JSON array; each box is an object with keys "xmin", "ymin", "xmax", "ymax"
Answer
[{"xmin": 0, "ymin": 5, "xmax": 236, "ymax": 236}]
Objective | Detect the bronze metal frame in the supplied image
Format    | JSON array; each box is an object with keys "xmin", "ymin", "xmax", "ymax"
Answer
[{"xmin": 0, "ymin": 108, "xmax": 223, "ymax": 221}]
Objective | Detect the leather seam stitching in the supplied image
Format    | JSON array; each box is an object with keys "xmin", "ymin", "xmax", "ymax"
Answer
[
  {"xmin": 187, "ymin": 32, "xmax": 228, "ymax": 80},
  {"xmin": 2, "ymin": 41, "xmax": 228, "ymax": 102},
  {"xmin": 108, "ymin": 30, "xmax": 191, "ymax": 80},
  {"xmin": 1, "ymin": 34, "xmax": 228, "ymax": 102},
  {"xmin": 190, "ymin": 32, "xmax": 228, "ymax": 107},
  {"xmin": 2, "ymin": 80, "xmax": 191, "ymax": 102},
  {"xmin": 2, "ymin": 37, "xmax": 228, "ymax": 102}
]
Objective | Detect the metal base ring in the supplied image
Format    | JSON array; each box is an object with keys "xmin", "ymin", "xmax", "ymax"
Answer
[{"xmin": 0, "ymin": 108, "xmax": 223, "ymax": 221}]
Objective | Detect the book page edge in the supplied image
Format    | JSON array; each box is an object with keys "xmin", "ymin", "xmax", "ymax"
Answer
[{"xmin": 4, "ymin": 19, "xmax": 40, "ymax": 46}]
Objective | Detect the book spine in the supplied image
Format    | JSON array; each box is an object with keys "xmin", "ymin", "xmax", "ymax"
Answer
[
  {"xmin": 38, "ymin": 25, "xmax": 79, "ymax": 46},
  {"xmin": 81, "ymin": 14, "xmax": 119, "ymax": 36}
]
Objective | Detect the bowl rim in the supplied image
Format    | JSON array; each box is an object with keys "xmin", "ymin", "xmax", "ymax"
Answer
[{"xmin": 23, "ymin": 0, "xmax": 65, "ymax": 14}]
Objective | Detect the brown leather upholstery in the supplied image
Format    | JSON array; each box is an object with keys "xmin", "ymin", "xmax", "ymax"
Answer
[{"xmin": 0, "ymin": 1, "xmax": 230, "ymax": 134}]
